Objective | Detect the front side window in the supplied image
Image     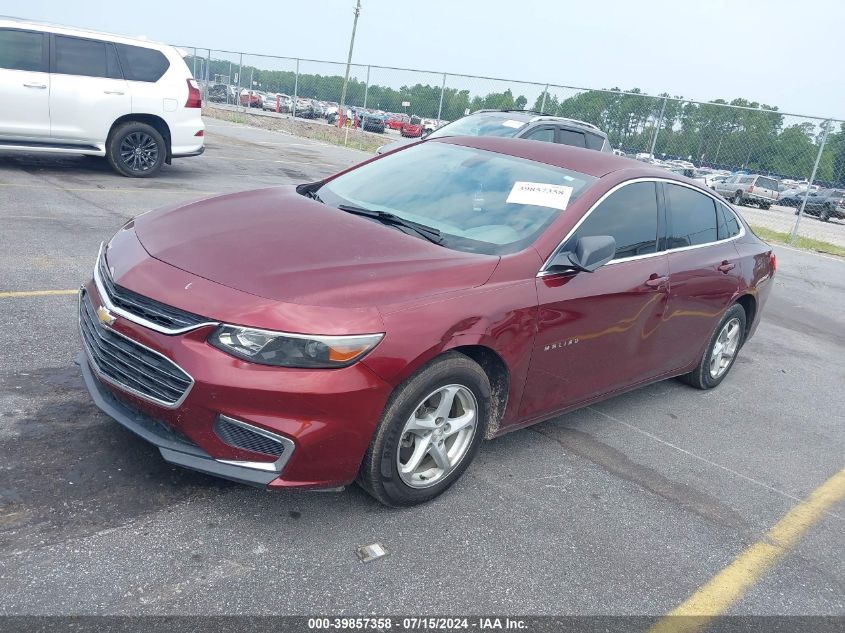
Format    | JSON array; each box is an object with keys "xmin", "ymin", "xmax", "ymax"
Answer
[
  {"xmin": 316, "ymin": 141, "xmax": 596, "ymax": 255},
  {"xmin": 0, "ymin": 29, "xmax": 46, "ymax": 72},
  {"xmin": 666, "ymin": 183, "xmax": 719, "ymax": 247},
  {"xmin": 562, "ymin": 181, "xmax": 659, "ymax": 260},
  {"xmin": 115, "ymin": 44, "xmax": 169, "ymax": 82},
  {"xmin": 523, "ymin": 127, "xmax": 555, "ymax": 143}
]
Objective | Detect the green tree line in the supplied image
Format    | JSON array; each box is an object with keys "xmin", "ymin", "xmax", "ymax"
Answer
[{"xmin": 191, "ymin": 55, "xmax": 845, "ymax": 185}]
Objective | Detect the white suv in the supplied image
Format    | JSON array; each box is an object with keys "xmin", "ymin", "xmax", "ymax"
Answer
[{"xmin": 0, "ymin": 18, "xmax": 204, "ymax": 177}]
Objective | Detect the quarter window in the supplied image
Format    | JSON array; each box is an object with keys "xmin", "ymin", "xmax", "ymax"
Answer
[
  {"xmin": 0, "ymin": 29, "xmax": 45, "ymax": 72},
  {"xmin": 585, "ymin": 133, "xmax": 605, "ymax": 151},
  {"xmin": 115, "ymin": 44, "xmax": 170, "ymax": 82},
  {"xmin": 665, "ymin": 183, "xmax": 719, "ymax": 247},
  {"xmin": 717, "ymin": 202, "xmax": 741, "ymax": 239},
  {"xmin": 562, "ymin": 181, "xmax": 659, "ymax": 260}
]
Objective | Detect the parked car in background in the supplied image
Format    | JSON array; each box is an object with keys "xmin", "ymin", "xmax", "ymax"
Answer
[
  {"xmin": 0, "ymin": 17, "xmax": 204, "ymax": 177},
  {"xmin": 785, "ymin": 189, "xmax": 845, "ymax": 221},
  {"xmin": 421, "ymin": 118, "xmax": 438, "ymax": 133},
  {"xmin": 79, "ymin": 137, "xmax": 774, "ymax": 506},
  {"xmin": 380, "ymin": 110, "xmax": 612, "ymax": 155},
  {"xmin": 713, "ymin": 174, "xmax": 780, "ymax": 209},
  {"xmin": 240, "ymin": 90, "xmax": 263, "ymax": 108},
  {"xmin": 400, "ymin": 115, "xmax": 425, "ymax": 137},
  {"xmin": 361, "ymin": 113, "xmax": 386, "ymax": 133},
  {"xmin": 262, "ymin": 93, "xmax": 292, "ymax": 113},
  {"xmin": 386, "ymin": 114, "xmax": 409, "ymax": 130}
]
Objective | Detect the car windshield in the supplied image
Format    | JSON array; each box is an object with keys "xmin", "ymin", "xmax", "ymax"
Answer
[
  {"xmin": 428, "ymin": 112, "xmax": 530, "ymax": 139},
  {"xmin": 316, "ymin": 141, "xmax": 596, "ymax": 255}
]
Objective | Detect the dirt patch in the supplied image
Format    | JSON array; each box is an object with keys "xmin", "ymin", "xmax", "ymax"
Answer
[{"xmin": 202, "ymin": 105, "xmax": 385, "ymax": 153}]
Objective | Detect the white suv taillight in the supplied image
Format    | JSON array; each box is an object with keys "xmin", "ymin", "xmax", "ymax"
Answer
[{"xmin": 186, "ymin": 79, "xmax": 202, "ymax": 108}]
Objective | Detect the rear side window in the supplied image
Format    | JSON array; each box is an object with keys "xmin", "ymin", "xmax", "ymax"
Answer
[
  {"xmin": 739, "ymin": 176, "xmax": 753, "ymax": 184},
  {"xmin": 665, "ymin": 183, "xmax": 719, "ymax": 247},
  {"xmin": 585, "ymin": 134, "xmax": 606, "ymax": 151},
  {"xmin": 115, "ymin": 44, "xmax": 169, "ymax": 82},
  {"xmin": 563, "ymin": 181, "xmax": 659, "ymax": 260},
  {"xmin": 717, "ymin": 202, "xmax": 741, "ymax": 239},
  {"xmin": 0, "ymin": 29, "xmax": 46, "ymax": 72},
  {"xmin": 557, "ymin": 129, "xmax": 587, "ymax": 148},
  {"xmin": 54, "ymin": 35, "xmax": 121, "ymax": 79},
  {"xmin": 756, "ymin": 177, "xmax": 777, "ymax": 190}
]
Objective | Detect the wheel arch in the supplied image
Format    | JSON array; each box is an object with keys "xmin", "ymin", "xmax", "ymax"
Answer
[
  {"xmin": 449, "ymin": 344, "xmax": 510, "ymax": 440},
  {"xmin": 108, "ymin": 114, "xmax": 173, "ymax": 163},
  {"xmin": 734, "ymin": 293, "xmax": 757, "ymax": 337}
]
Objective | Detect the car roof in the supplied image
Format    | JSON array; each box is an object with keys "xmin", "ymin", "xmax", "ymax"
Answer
[
  {"xmin": 433, "ymin": 136, "xmax": 679, "ymax": 179},
  {"xmin": 0, "ymin": 16, "xmax": 176, "ymax": 52},
  {"xmin": 472, "ymin": 110, "xmax": 604, "ymax": 134}
]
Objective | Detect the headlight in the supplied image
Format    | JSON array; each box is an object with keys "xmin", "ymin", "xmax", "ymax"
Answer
[{"xmin": 208, "ymin": 325, "xmax": 383, "ymax": 368}]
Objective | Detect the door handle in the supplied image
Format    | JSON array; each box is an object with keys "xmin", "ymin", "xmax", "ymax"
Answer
[
  {"xmin": 718, "ymin": 261, "xmax": 736, "ymax": 274},
  {"xmin": 644, "ymin": 274, "xmax": 669, "ymax": 289},
  {"xmin": 23, "ymin": 82, "xmax": 47, "ymax": 89},
  {"xmin": 103, "ymin": 90, "xmax": 125, "ymax": 95}
]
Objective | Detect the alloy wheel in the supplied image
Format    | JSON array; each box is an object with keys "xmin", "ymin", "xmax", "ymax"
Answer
[
  {"xmin": 709, "ymin": 317, "xmax": 741, "ymax": 379},
  {"xmin": 119, "ymin": 132, "xmax": 159, "ymax": 173},
  {"xmin": 397, "ymin": 384, "xmax": 478, "ymax": 488}
]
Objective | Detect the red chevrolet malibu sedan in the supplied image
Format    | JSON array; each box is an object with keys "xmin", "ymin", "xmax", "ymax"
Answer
[{"xmin": 78, "ymin": 137, "xmax": 775, "ymax": 506}]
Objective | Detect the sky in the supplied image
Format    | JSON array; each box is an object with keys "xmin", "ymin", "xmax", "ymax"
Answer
[{"xmin": 3, "ymin": 0, "xmax": 842, "ymax": 120}]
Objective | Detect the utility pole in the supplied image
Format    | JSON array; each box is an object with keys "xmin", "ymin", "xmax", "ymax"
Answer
[{"xmin": 338, "ymin": 0, "xmax": 362, "ymax": 126}]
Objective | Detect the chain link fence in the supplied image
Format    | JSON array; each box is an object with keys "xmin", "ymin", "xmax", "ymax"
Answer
[{"xmin": 183, "ymin": 47, "xmax": 845, "ymax": 251}]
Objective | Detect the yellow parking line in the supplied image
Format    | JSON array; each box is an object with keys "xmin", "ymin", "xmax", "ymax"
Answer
[
  {"xmin": 0, "ymin": 289, "xmax": 78, "ymax": 298},
  {"xmin": 649, "ymin": 467, "xmax": 845, "ymax": 633}
]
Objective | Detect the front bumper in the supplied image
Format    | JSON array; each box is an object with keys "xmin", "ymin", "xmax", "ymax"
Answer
[
  {"xmin": 78, "ymin": 273, "xmax": 393, "ymax": 490},
  {"xmin": 78, "ymin": 353, "xmax": 281, "ymax": 487}
]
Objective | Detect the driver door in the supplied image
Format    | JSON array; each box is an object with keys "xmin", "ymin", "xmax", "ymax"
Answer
[{"xmin": 519, "ymin": 181, "xmax": 671, "ymax": 419}]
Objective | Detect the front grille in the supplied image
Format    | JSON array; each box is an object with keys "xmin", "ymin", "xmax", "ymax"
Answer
[
  {"xmin": 79, "ymin": 290, "xmax": 193, "ymax": 407},
  {"xmin": 98, "ymin": 252, "xmax": 208, "ymax": 331},
  {"xmin": 214, "ymin": 416, "xmax": 287, "ymax": 458}
]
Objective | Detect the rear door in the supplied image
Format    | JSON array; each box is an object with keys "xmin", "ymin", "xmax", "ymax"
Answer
[
  {"xmin": 49, "ymin": 34, "xmax": 130, "ymax": 145},
  {"xmin": 0, "ymin": 28, "xmax": 51, "ymax": 140},
  {"xmin": 662, "ymin": 182, "xmax": 743, "ymax": 372}
]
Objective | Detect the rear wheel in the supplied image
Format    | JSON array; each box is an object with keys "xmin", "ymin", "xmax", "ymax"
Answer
[
  {"xmin": 107, "ymin": 122, "xmax": 165, "ymax": 178},
  {"xmin": 733, "ymin": 191, "xmax": 743, "ymax": 206},
  {"xmin": 681, "ymin": 304, "xmax": 746, "ymax": 390},
  {"xmin": 820, "ymin": 205, "xmax": 832, "ymax": 222},
  {"xmin": 760, "ymin": 203, "xmax": 770, "ymax": 210},
  {"xmin": 358, "ymin": 352, "xmax": 490, "ymax": 507}
]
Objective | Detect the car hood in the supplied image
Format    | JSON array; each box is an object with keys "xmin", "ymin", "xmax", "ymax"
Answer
[{"xmin": 133, "ymin": 186, "xmax": 499, "ymax": 309}]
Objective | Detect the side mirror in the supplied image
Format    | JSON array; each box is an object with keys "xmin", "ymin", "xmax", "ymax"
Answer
[{"xmin": 548, "ymin": 235, "xmax": 616, "ymax": 273}]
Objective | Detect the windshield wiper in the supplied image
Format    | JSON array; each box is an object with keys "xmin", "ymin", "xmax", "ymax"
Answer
[{"xmin": 337, "ymin": 204, "xmax": 444, "ymax": 245}]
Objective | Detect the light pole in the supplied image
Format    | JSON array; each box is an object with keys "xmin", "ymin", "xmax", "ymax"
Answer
[{"xmin": 338, "ymin": 0, "xmax": 361, "ymax": 126}]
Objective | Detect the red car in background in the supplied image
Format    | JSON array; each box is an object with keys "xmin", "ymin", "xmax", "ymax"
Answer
[
  {"xmin": 239, "ymin": 90, "xmax": 262, "ymax": 108},
  {"xmin": 386, "ymin": 114, "xmax": 409, "ymax": 130},
  {"xmin": 400, "ymin": 115, "xmax": 425, "ymax": 137},
  {"xmin": 78, "ymin": 138, "xmax": 774, "ymax": 507}
]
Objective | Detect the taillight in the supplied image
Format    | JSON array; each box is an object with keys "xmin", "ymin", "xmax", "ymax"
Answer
[
  {"xmin": 185, "ymin": 79, "xmax": 202, "ymax": 108},
  {"xmin": 769, "ymin": 252, "xmax": 777, "ymax": 274},
  {"xmin": 747, "ymin": 185, "xmax": 754, "ymax": 193},
  {"xmin": 194, "ymin": 130, "xmax": 204, "ymax": 137}
]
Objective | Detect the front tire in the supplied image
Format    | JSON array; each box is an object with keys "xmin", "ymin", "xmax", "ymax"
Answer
[
  {"xmin": 107, "ymin": 122, "xmax": 165, "ymax": 178},
  {"xmin": 820, "ymin": 205, "xmax": 831, "ymax": 222},
  {"xmin": 681, "ymin": 304, "xmax": 747, "ymax": 390},
  {"xmin": 358, "ymin": 352, "xmax": 490, "ymax": 507}
]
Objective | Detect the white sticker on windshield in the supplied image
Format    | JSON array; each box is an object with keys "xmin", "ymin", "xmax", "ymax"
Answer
[
  {"xmin": 506, "ymin": 181, "xmax": 574, "ymax": 210},
  {"xmin": 501, "ymin": 119, "xmax": 525, "ymax": 129}
]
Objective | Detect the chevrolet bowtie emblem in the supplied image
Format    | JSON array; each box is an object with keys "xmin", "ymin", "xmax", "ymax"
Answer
[{"xmin": 96, "ymin": 305, "xmax": 116, "ymax": 326}]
